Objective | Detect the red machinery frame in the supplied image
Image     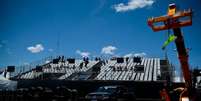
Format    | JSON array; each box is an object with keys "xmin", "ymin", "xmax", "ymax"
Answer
[{"xmin": 147, "ymin": 3, "xmax": 194, "ymax": 101}]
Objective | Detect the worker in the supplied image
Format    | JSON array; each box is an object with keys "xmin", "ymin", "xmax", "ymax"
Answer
[
  {"xmin": 79, "ymin": 62, "xmax": 83, "ymax": 69},
  {"xmin": 126, "ymin": 57, "xmax": 129, "ymax": 64},
  {"xmin": 160, "ymin": 88, "xmax": 171, "ymax": 101},
  {"xmin": 95, "ymin": 57, "xmax": 98, "ymax": 61},
  {"xmin": 85, "ymin": 60, "xmax": 89, "ymax": 67}
]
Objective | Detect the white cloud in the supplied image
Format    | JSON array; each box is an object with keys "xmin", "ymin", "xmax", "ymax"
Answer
[
  {"xmin": 101, "ymin": 46, "xmax": 117, "ymax": 55},
  {"xmin": 27, "ymin": 44, "xmax": 44, "ymax": 53},
  {"xmin": 113, "ymin": 0, "xmax": 154, "ymax": 12},
  {"xmin": 76, "ymin": 50, "xmax": 90, "ymax": 57},
  {"xmin": 134, "ymin": 52, "xmax": 146, "ymax": 57},
  {"xmin": 45, "ymin": 60, "xmax": 50, "ymax": 64},
  {"xmin": 124, "ymin": 53, "xmax": 133, "ymax": 57},
  {"xmin": 124, "ymin": 52, "xmax": 147, "ymax": 57}
]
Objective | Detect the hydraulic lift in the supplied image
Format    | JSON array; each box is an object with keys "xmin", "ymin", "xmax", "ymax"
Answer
[{"xmin": 147, "ymin": 3, "xmax": 195, "ymax": 101}]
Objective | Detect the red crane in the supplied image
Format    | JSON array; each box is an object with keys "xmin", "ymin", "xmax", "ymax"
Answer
[{"xmin": 147, "ymin": 3, "xmax": 194, "ymax": 101}]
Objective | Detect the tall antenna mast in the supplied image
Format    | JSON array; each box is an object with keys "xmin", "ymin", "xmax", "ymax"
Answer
[{"xmin": 56, "ymin": 33, "xmax": 60, "ymax": 56}]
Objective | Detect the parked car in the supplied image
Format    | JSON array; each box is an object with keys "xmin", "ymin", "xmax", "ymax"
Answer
[{"xmin": 85, "ymin": 85, "xmax": 135, "ymax": 101}]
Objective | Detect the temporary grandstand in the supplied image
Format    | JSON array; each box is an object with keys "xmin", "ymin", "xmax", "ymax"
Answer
[
  {"xmin": 5, "ymin": 56, "xmax": 173, "ymax": 82},
  {"xmin": 2, "ymin": 56, "xmax": 199, "ymax": 101}
]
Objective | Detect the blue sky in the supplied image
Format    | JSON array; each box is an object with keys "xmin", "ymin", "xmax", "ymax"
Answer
[{"xmin": 0, "ymin": 0, "xmax": 201, "ymax": 73}]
